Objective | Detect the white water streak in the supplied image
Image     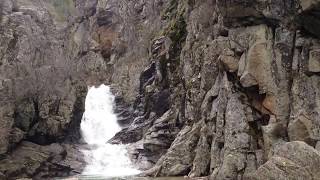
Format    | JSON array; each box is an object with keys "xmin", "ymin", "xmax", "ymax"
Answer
[{"xmin": 80, "ymin": 84, "xmax": 140, "ymax": 177}]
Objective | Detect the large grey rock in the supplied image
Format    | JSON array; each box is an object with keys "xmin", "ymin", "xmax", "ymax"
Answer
[
  {"xmin": 256, "ymin": 141, "xmax": 320, "ymax": 180},
  {"xmin": 0, "ymin": 141, "xmax": 86, "ymax": 179},
  {"xmin": 146, "ymin": 122, "xmax": 202, "ymax": 177}
]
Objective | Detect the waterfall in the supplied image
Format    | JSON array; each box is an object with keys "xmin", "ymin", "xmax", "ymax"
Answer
[{"xmin": 80, "ymin": 84, "xmax": 140, "ymax": 177}]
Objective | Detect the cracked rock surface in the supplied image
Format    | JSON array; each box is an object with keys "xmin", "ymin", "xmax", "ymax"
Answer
[{"xmin": 1, "ymin": 0, "xmax": 320, "ymax": 179}]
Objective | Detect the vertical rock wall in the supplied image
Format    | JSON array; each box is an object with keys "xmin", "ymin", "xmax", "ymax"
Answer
[
  {"xmin": 106, "ymin": 0, "xmax": 320, "ymax": 179},
  {"xmin": 0, "ymin": 0, "xmax": 107, "ymax": 178}
]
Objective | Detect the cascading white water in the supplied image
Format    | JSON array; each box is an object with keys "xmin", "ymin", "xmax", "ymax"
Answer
[{"xmin": 80, "ymin": 84, "xmax": 140, "ymax": 177}]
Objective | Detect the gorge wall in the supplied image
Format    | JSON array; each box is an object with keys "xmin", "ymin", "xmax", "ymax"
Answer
[
  {"xmin": 1, "ymin": 0, "xmax": 320, "ymax": 179},
  {"xmin": 0, "ymin": 0, "xmax": 108, "ymax": 178}
]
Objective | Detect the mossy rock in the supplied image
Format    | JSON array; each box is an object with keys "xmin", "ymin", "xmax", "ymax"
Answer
[
  {"xmin": 161, "ymin": 0, "xmax": 179, "ymax": 20},
  {"xmin": 161, "ymin": 0, "xmax": 187, "ymax": 38}
]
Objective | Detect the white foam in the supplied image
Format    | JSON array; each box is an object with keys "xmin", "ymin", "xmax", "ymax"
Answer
[{"xmin": 80, "ymin": 84, "xmax": 140, "ymax": 177}]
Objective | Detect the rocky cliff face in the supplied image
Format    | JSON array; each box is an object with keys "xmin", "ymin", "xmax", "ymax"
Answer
[
  {"xmin": 1, "ymin": 0, "xmax": 320, "ymax": 179},
  {"xmin": 106, "ymin": 0, "xmax": 320, "ymax": 179},
  {"xmin": 0, "ymin": 0, "xmax": 107, "ymax": 178}
]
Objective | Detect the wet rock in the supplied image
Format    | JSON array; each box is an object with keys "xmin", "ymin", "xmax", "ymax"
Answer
[
  {"xmin": 113, "ymin": 94, "xmax": 135, "ymax": 127},
  {"xmin": 110, "ymin": 115, "xmax": 155, "ymax": 144}
]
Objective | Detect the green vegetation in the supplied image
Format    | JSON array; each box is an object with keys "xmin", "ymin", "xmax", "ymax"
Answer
[
  {"xmin": 161, "ymin": 0, "xmax": 179, "ymax": 20},
  {"xmin": 162, "ymin": 0, "xmax": 187, "ymax": 69},
  {"xmin": 156, "ymin": 0, "xmax": 188, "ymax": 87},
  {"xmin": 167, "ymin": 15, "xmax": 187, "ymax": 56}
]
